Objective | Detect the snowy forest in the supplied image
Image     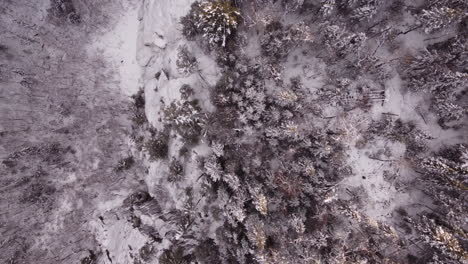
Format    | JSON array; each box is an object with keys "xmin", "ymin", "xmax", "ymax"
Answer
[{"xmin": 0, "ymin": 0, "xmax": 467, "ymax": 263}]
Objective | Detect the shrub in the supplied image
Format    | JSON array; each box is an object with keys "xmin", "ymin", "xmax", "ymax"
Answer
[
  {"xmin": 168, "ymin": 158, "xmax": 185, "ymax": 182},
  {"xmin": 132, "ymin": 88, "xmax": 146, "ymax": 109},
  {"xmin": 139, "ymin": 243, "xmax": 156, "ymax": 262},
  {"xmin": 159, "ymin": 246, "xmax": 192, "ymax": 264},
  {"xmin": 123, "ymin": 190, "xmax": 152, "ymax": 207},
  {"xmin": 49, "ymin": 0, "xmax": 81, "ymax": 24},
  {"xmin": 179, "ymin": 84, "xmax": 194, "ymax": 100},
  {"xmin": 80, "ymin": 250, "xmax": 96, "ymax": 264},
  {"xmin": 145, "ymin": 134, "xmax": 169, "ymax": 160},
  {"xmin": 176, "ymin": 45, "xmax": 198, "ymax": 75},
  {"xmin": 131, "ymin": 109, "xmax": 147, "ymax": 126},
  {"xmin": 131, "ymin": 89, "xmax": 147, "ymax": 126},
  {"xmin": 115, "ymin": 156, "xmax": 135, "ymax": 172}
]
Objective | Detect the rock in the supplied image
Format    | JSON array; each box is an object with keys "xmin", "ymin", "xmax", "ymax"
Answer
[{"xmin": 153, "ymin": 33, "xmax": 167, "ymax": 49}]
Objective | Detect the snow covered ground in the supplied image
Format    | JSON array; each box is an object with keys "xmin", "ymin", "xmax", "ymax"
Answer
[
  {"xmin": 2, "ymin": 0, "xmax": 466, "ymax": 263},
  {"xmin": 89, "ymin": 2, "xmax": 141, "ymax": 97}
]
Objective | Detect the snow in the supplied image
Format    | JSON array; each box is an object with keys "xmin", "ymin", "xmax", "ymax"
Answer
[
  {"xmin": 87, "ymin": 3, "xmax": 141, "ymax": 97},
  {"xmin": 283, "ymin": 49, "xmax": 326, "ymax": 90},
  {"xmin": 341, "ymin": 137, "xmax": 413, "ymax": 220},
  {"xmin": 371, "ymin": 75, "xmax": 422, "ymax": 120},
  {"xmin": 106, "ymin": 0, "xmax": 225, "ymax": 258},
  {"xmin": 90, "ymin": 219, "xmax": 148, "ymax": 264},
  {"xmin": 140, "ymin": 0, "xmax": 194, "ymax": 48},
  {"xmin": 373, "ymin": 75, "xmax": 468, "ymax": 150}
]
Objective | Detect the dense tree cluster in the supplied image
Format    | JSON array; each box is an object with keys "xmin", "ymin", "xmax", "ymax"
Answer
[
  {"xmin": 260, "ymin": 21, "xmax": 313, "ymax": 60},
  {"xmin": 410, "ymin": 144, "xmax": 468, "ymax": 263},
  {"xmin": 134, "ymin": 0, "xmax": 468, "ymax": 263}
]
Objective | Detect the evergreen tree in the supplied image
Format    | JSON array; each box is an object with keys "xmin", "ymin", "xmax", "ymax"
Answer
[
  {"xmin": 197, "ymin": 1, "xmax": 240, "ymax": 47},
  {"xmin": 418, "ymin": 7, "xmax": 465, "ymax": 33}
]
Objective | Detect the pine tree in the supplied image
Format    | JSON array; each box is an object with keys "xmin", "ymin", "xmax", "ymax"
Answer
[
  {"xmin": 203, "ymin": 154, "xmax": 223, "ymax": 182},
  {"xmin": 412, "ymin": 145, "xmax": 468, "ymax": 259},
  {"xmin": 432, "ymin": 97, "xmax": 465, "ymax": 124},
  {"xmin": 164, "ymin": 101, "xmax": 204, "ymax": 127},
  {"xmin": 164, "ymin": 100, "xmax": 206, "ymax": 143},
  {"xmin": 196, "ymin": 1, "xmax": 240, "ymax": 47},
  {"xmin": 418, "ymin": 7, "xmax": 465, "ymax": 33}
]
